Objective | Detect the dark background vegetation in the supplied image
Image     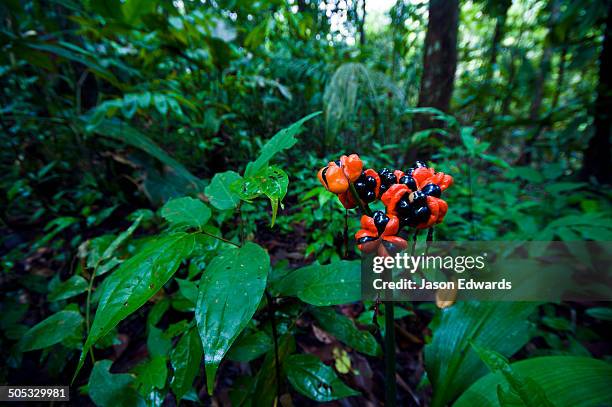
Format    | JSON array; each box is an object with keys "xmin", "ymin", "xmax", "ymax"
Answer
[{"xmin": 1, "ymin": 0, "xmax": 611, "ymax": 406}]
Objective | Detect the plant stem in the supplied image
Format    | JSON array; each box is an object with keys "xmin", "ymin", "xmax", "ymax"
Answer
[
  {"xmin": 200, "ymin": 230, "xmax": 241, "ymax": 248},
  {"xmin": 384, "ymin": 301, "xmax": 397, "ymax": 407},
  {"xmin": 348, "ymin": 182, "xmax": 372, "ymax": 216},
  {"xmin": 85, "ymin": 261, "xmax": 97, "ymax": 364},
  {"xmin": 265, "ymin": 290, "xmax": 282, "ymax": 403}
]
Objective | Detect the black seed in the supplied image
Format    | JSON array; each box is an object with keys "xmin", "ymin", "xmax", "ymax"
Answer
[
  {"xmin": 334, "ymin": 160, "xmax": 341, "ymax": 166},
  {"xmin": 364, "ymin": 175, "xmax": 377, "ymax": 188},
  {"xmin": 379, "ymin": 167, "xmax": 392, "ymax": 175},
  {"xmin": 357, "ymin": 236, "xmax": 377, "ymax": 244},
  {"xmin": 372, "ymin": 211, "xmax": 389, "ymax": 235},
  {"xmin": 414, "ymin": 160, "xmax": 428, "ymax": 168},
  {"xmin": 380, "ymin": 171, "xmax": 397, "ymax": 186},
  {"xmin": 399, "ymin": 175, "xmax": 417, "ymax": 191},
  {"xmin": 363, "ymin": 190, "xmax": 376, "ymax": 202},
  {"xmin": 422, "ymin": 183, "xmax": 442, "ymax": 198},
  {"xmin": 413, "ymin": 205, "xmax": 431, "ymax": 223},
  {"xmin": 411, "ymin": 190, "xmax": 427, "ymax": 207},
  {"xmin": 396, "ymin": 198, "xmax": 412, "ymax": 217},
  {"xmin": 405, "ymin": 167, "xmax": 415, "ymax": 176}
]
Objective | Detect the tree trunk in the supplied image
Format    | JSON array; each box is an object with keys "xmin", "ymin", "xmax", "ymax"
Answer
[
  {"xmin": 359, "ymin": 0, "xmax": 366, "ymax": 46},
  {"xmin": 529, "ymin": 0, "xmax": 559, "ymax": 123},
  {"xmin": 416, "ymin": 0, "xmax": 459, "ymax": 131},
  {"xmin": 582, "ymin": 2, "xmax": 612, "ymax": 184}
]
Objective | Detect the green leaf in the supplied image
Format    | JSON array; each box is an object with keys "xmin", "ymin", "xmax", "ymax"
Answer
[
  {"xmin": 312, "ymin": 308, "xmax": 380, "ymax": 356},
  {"xmin": 425, "ymin": 302, "xmax": 539, "ymax": 407},
  {"xmin": 205, "ymin": 171, "xmax": 243, "ymax": 210},
  {"xmin": 133, "ymin": 356, "xmax": 168, "ymax": 392},
  {"xmin": 19, "ymin": 310, "xmax": 83, "ymax": 351},
  {"xmin": 88, "ymin": 120, "xmax": 201, "ymax": 191},
  {"xmin": 245, "ymin": 111, "xmax": 321, "ymax": 177},
  {"xmin": 171, "ymin": 327, "xmax": 203, "ymax": 400},
  {"xmin": 284, "ymin": 354, "xmax": 360, "ymax": 402},
  {"xmin": 471, "ymin": 343, "xmax": 553, "ymax": 407},
  {"xmin": 275, "ymin": 261, "xmax": 360, "ymax": 306},
  {"xmin": 237, "ymin": 166, "xmax": 288, "ymax": 226},
  {"xmin": 586, "ymin": 307, "xmax": 612, "ymax": 321},
  {"xmin": 196, "ymin": 242, "xmax": 269, "ymax": 395},
  {"xmin": 89, "ymin": 360, "xmax": 145, "ymax": 407},
  {"xmin": 76, "ymin": 233, "xmax": 195, "ymax": 379},
  {"xmin": 161, "ymin": 197, "xmax": 211, "ymax": 229},
  {"xmin": 228, "ymin": 331, "xmax": 272, "ymax": 362},
  {"xmin": 48, "ymin": 275, "xmax": 88, "ymax": 301},
  {"xmin": 455, "ymin": 356, "xmax": 612, "ymax": 407}
]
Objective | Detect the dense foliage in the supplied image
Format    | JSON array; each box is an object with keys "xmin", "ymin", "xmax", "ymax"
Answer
[{"xmin": 1, "ymin": 0, "xmax": 611, "ymax": 406}]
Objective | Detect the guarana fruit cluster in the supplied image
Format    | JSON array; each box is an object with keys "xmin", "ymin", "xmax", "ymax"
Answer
[{"xmin": 317, "ymin": 154, "xmax": 453, "ymax": 255}]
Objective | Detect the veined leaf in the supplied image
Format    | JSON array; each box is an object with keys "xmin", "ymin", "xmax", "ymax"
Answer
[
  {"xmin": 161, "ymin": 197, "xmax": 211, "ymax": 229},
  {"xmin": 245, "ymin": 111, "xmax": 321, "ymax": 177},
  {"xmin": 284, "ymin": 354, "xmax": 360, "ymax": 402},
  {"xmin": 89, "ymin": 360, "xmax": 145, "ymax": 407},
  {"xmin": 171, "ymin": 327, "xmax": 203, "ymax": 400},
  {"xmin": 455, "ymin": 356, "xmax": 612, "ymax": 407},
  {"xmin": 227, "ymin": 330, "xmax": 272, "ymax": 362},
  {"xmin": 425, "ymin": 301, "xmax": 538, "ymax": 407},
  {"xmin": 19, "ymin": 310, "xmax": 83, "ymax": 351},
  {"xmin": 48, "ymin": 275, "xmax": 88, "ymax": 301},
  {"xmin": 196, "ymin": 242, "xmax": 269, "ymax": 395},
  {"xmin": 312, "ymin": 308, "xmax": 380, "ymax": 356},
  {"xmin": 236, "ymin": 166, "xmax": 288, "ymax": 226},
  {"xmin": 75, "ymin": 233, "xmax": 195, "ymax": 379},
  {"xmin": 205, "ymin": 170, "xmax": 243, "ymax": 210},
  {"xmin": 471, "ymin": 343, "xmax": 553, "ymax": 407},
  {"xmin": 274, "ymin": 261, "xmax": 360, "ymax": 306}
]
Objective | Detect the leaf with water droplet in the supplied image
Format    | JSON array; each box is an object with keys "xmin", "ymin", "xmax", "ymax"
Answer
[
  {"xmin": 195, "ymin": 242, "xmax": 269, "ymax": 395},
  {"xmin": 74, "ymin": 233, "xmax": 195, "ymax": 380}
]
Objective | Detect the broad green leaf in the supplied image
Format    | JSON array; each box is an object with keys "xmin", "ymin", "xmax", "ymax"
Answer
[
  {"xmin": 19, "ymin": 310, "xmax": 83, "ymax": 351},
  {"xmin": 171, "ymin": 327, "xmax": 203, "ymax": 400},
  {"xmin": 76, "ymin": 233, "xmax": 195, "ymax": 378},
  {"xmin": 205, "ymin": 171, "xmax": 243, "ymax": 210},
  {"xmin": 245, "ymin": 111, "xmax": 321, "ymax": 177},
  {"xmin": 471, "ymin": 343, "xmax": 553, "ymax": 407},
  {"xmin": 161, "ymin": 197, "xmax": 211, "ymax": 229},
  {"xmin": 275, "ymin": 261, "xmax": 360, "ymax": 306},
  {"xmin": 425, "ymin": 302, "xmax": 539, "ymax": 407},
  {"xmin": 284, "ymin": 354, "xmax": 360, "ymax": 402},
  {"xmin": 228, "ymin": 330, "xmax": 272, "ymax": 362},
  {"xmin": 455, "ymin": 356, "xmax": 612, "ymax": 407},
  {"xmin": 48, "ymin": 275, "xmax": 88, "ymax": 301},
  {"xmin": 133, "ymin": 356, "xmax": 168, "ymax": 392},
  {"xmin": 312, "ymin": 308, "xmax": 380, "ymax": 356},
  {"xmin": 196, "ymin": 242, "xmax": 269, "ymax": 394},
  {"xmin": 89, "ymin": 360, "xmax": 145, "ymax": 407}
]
